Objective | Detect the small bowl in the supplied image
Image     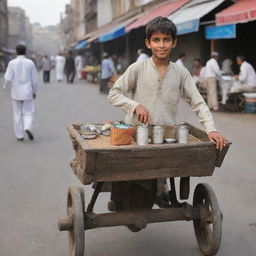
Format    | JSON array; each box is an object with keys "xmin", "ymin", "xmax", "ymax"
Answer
[{"xmin": 165, "ymin": 138, "xmax": 177, "ymax": 144}]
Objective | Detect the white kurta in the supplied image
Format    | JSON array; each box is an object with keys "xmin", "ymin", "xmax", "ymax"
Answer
[
  {"xmin": 55, "ymin": 55, "xmax": 66, "ymax": 81},
  {"xmin": 75, "ymin": 55, "xmax": 83, "ymax": 79},
  {"xmin": 4, "ymin": 55, "xmax": 38, "ymax": 139},
  {"xmin": 108, "ymin": 57, "xmax": 216, "ymax": 133}
]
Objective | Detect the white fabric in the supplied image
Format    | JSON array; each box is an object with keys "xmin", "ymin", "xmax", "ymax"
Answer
[
  {"xmin": 55, "ymin": 55, "xmax": 66, "ymax": 81},
  {"xmin": 12, "ymin": 99, "xmax": 35, "ymax": 139},
  {"xmin": 205, "ymin": 58, "xmax": 221, "ymax": 79},
  {"xmin": 238, "ymin": 61, "xmax": 256, "ymax": 87},
  {"xmin": 75, "ymin": 55, "xmax": 83, "ymax": 79},
  {"xmin": 4, "ymin": 55, "xmax": 38, "ymax": 100},
  {"xmin": 108, "ymin": 57, "xmax": 216, "ymax": 133},
  {"xmin": 175, "ymin": 59, "xmax": 185, "ymax": 67},
  {"xmin": 136, "ymin": 53, "xmax": 149, "ymax": 62},
  {"xmin": 168, "ymin": 0, "xmax": 225, "ymax": 25}
]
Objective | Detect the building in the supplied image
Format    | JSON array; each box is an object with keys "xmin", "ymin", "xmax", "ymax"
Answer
[
  {"xmin": 32, "ymin": 23, "xmax": 62, "ymax": 56},
  {"xmin": 8, "ymin": 6, "xmax": 33, "ymax": 52},
  {"xmin": 0, "ymin": 0, "xmax": 8, "ymax": 51}
]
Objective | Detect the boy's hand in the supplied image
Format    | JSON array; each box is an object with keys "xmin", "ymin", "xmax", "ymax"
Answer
[
  {"xmin": 33, "ymin": 94, "xmax": 36, "ymax": 99},
  {"xmin": 208, "ymin": 131, "xmax": 228, "ymax": 151},
  {"xmin": 135, "ymin": 104, "xmax": 152, "ymax": 124}
]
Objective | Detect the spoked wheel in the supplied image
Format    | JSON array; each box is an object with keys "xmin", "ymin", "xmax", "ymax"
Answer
[
  {"xmin": 193, "ymin": 183, "xmax": 222, "ymax": 256},
  {"xmin": 67, "ymin": 186, "xmax": 85, "ymax": 256}
]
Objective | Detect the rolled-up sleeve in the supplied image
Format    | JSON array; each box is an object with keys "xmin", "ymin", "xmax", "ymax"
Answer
[
  {"xmin": 181, "ymin": 69, "xmax": 217, "ymax": 133},
  {"xmin": 108, "ymin": 64, "xmax": 140, "ymax": 115}
]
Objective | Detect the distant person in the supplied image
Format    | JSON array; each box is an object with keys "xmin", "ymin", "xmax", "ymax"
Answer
[
  {"xmin": 75, "ymin": 52, "xmax": 83, "ymax": 80},
  {"xmin": 221, "ymin": 58, "xmax": 233, "ymax": 75},
  {"xmin": 65, "ymin": 51, "xmax": 75, "ymax": 83},
  {"xmin": 192, "ymin": 58, "xmax": 203, "ymax": 85},
  {"xmin": 100, "ymin": 52, "xmax": 116, "ymax": 94},
  {"xmin": 55, "ymin": 53, "xmax": 65, "ymax": 82},
  {"xmin": 175, "ymin": 52, "xmax": 186, "ymax": 67},
  {"xmin": 205, "ymin": 52, "xmax": 221, "ymax": 111},
  {"xmin": 136, "ymin": 48, "xmax": 149, "ymax": 62},
  {"xmin": 231, "ymin": 55, "xmax": 256, "ymax": 93},
  {"xmin": 2, "ymin": 44, "xmax": 38, "ymax": 141},
  {"xmin": 42, "ymin": 55, "xmax": 52, "ymax": 83}
]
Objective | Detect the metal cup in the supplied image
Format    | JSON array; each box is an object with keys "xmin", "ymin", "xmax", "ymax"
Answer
[
  {"xmin": 176, "ymin": 125, "xmax": 189, "ymax": 143},
  {"xmin": 152, "ymin": 125, "xmax": 164, "ymax": 144}
]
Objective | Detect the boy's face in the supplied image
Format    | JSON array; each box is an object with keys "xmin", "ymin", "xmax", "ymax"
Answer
[{"xmin": 145, "ymin": 32, "xmax": 177, "ymax": 61}]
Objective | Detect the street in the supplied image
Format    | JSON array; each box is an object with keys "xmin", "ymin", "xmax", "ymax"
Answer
[{"xmin": 0, "ymin": 73, "xmax": 255, "ymax": 256}]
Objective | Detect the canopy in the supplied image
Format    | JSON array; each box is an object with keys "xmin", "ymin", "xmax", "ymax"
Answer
[
  {"xmin": 168, "ymin": 0, "xmax": 225, "ymax": 35},
  {"xmin": 125, "ymin": 0, "xmax": 190, "ymax": 32},
  {"xmin": 74, "ymin": 40, "xmax": 87, "ymax": 50},
  {"xmin": 216, "ymin": 0, "xmax": 256, "ymax": 25}
]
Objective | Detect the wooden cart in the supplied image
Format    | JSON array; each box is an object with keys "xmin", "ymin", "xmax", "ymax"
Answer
[{"xmin": 58, "ymin": 123, "xmax": 230, "ymax": 256}]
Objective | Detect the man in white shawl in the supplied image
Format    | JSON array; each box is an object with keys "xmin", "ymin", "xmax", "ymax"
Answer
[
  {"xmin": 3, "ymin": 44, "xmax": 38, "ymax": 141},
  {"xmin": 75, "ymin": 52, "xmax": 84, "ymax": 79},
  {"xmin": 55, "ymin": 52, "xmax": 65, "ymax": 82}
]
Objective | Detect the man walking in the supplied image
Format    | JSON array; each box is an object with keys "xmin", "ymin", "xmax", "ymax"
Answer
[
  {"xmin": 205, "ymin": 52, "xmax": 221, "ymax": 111},
  {"xmin": 65, "ymin": 51, "xmax": 75, "ymax": 83},
  {"xmin": 3, "ymin": 44, "xmax": 38, "ymax": 141},
  {"xmin": 100, "ymin": 52, "xmax": 116, "ymax": 94},
  {"xmin": 75, "ymin": 51, "xmax": 84, "ymax": 80},
  {"xmin": 55, "ymin": 52, "xmax": 65, "ymax": 82},
  {"xmin": 42, "ymin": 55, "xmax": 52, "ymax": 83}
]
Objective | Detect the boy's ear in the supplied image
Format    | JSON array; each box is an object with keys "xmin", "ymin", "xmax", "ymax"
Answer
[
  {"xmin": 173, "ymin": 39, "xmax": 177, "ymax": 48},
  {"xmin": 145, "ymin": 39, "xmax": 150, "ymax": 49}
]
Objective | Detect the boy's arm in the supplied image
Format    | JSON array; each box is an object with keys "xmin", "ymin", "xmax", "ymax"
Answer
[{"xmin": 108, "ymin": 64, "xmax": 140, "ymax": 117}]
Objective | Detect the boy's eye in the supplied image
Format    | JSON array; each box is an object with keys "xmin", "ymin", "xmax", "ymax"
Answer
[
  {"xmin": 152, "ymin": 38, "xmax": 160, "ymax": 42},
  {"xmin": 164, "ymin": 38, "xmax": 172, "ymax": 42}
]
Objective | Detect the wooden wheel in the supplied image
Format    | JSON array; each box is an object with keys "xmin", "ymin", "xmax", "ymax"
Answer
[
  {"xmin": 67, "ymin": 186, "xmax": 85, "ymax": 256},
  {"xmin": 193, "ymin": 183, "xmax": 222, "ymax": 256}
]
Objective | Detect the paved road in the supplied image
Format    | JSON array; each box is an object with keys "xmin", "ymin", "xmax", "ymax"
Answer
[{"xmin": 0, "ymin": 73, "xmax": 255, "ymax": 256}]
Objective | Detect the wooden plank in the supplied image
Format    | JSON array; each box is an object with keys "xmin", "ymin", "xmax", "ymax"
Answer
[
  {"xmin": 93, "ymin": 163, "xmax": 215, "ymax": 183},
  {"xmin": 94, "ymin": 146, "xmax": 217, "ymax": 174},
  {"xmin": 215, "ymin": 143, "xmax": 231, "ymax": 167}
]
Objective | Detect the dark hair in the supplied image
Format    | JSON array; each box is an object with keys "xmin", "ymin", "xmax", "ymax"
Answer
[
  {"xmin": 237, "ymin": 55, "xmax": 245, "ymax": 61},
  {"xmin": 16, "ymin": 44, "xmax": 26, "ymax": 55},
  {"xmin": 145, "ymin": 16, "xmax": 177, "ymax": 41},
  {"xmin": 179, "ymin": 52, "xmax": 186, "ymax": 58}
]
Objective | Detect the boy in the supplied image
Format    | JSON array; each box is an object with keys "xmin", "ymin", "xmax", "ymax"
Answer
[
  {"xmin": 108, "ymin": 17, "xmax": 227, "ymax": 214},
  {"xmin": 108, "ymin": 16, "xmax": 227, "ymax": 149}
]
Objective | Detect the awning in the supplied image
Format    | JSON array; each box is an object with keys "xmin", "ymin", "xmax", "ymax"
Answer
[
  {"xmin": 125, "ymin": 0, "xmax": 190, "ymax": 32},
  {"xmin": 216, "ymin": 0, "xmax": 256, "ymax": 25},
  {"xmin": 98, "ymin": 14, "xmax": 143, "ymax": 43},
  {"xmin": 79, "ymin": 14, "xmax": 142, "ymax": 44},
  {"xmin": 168, "ymin": 0, "xmax": 225, "ymax": 35},
  {"xmin": 74, "ymin": 40, "xmax": 87, "ymax": 50}
]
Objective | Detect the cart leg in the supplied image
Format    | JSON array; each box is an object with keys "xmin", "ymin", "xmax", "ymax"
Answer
[
  {"xmin": 169, "ymin": 178, "xmax": 183, "ymax": 207},
  {"xmin": 180, "ymin": 177, "xmax": 190, "ymax": 200},
  {"xmin": 87, "ymin": 182, "xmax": 103, "ymax": 213}
]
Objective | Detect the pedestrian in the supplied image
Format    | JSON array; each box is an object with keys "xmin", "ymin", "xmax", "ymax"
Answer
[
  {"xmin": 136, "ymin": 48, "xmax": 149, "ymax": 62},
  {"xmin": 204, "ymin": 52, "xmax": 222, "ymax": 111},
  {"xmin": 108, "ymin": 17, "xmax": 227, "ymax": 209},
  {"xmin": 175, "ymin": 52, "xmax": 186, "ymax": 67},
  {"xmin": 42, "ymin": 55, "xmax": 52, "ymax": 83},
  {"xmin": 192, "ymin": 58, "xmax": 203, "ymax": 85},
  {"xmin": 231, "ymin": 55, "xmax": 256, "ymax": 93},
  {"xmin": 55, "ymin": 52, "xmax": 65, "ymax": 82},
  {"xmin": 100, "ymin": 52, "xmax": 116, "ymax": 94},
  {"xmin": 75, "ymin": 51, "xmax": 83, "ymax": 80},
  {"xmin": 2, "ymin": 44, "xmax": 38, "ymax": 141},
  {"xmin": 65, "ymin": 51, "xmax": 75, "ymax": 83}
]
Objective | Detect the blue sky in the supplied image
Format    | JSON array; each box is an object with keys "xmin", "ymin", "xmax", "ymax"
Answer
[{"xmin": 8, "ymin": 0, "xmax": 71, "ymax": 26}]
